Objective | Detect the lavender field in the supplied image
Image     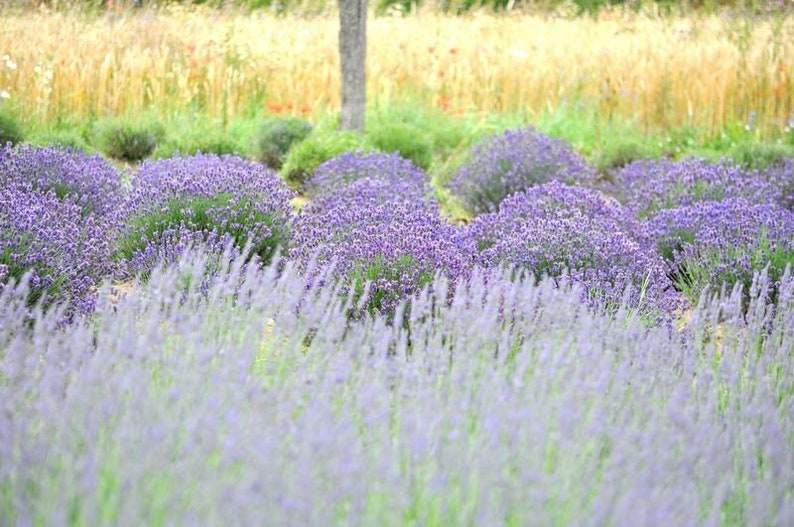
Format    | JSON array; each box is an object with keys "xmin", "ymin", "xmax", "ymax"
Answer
[{"xmin": 1, "ymin": 130, "xmax": 793, "ymax": 525}]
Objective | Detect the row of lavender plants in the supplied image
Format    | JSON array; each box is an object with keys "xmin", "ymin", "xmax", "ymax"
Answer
[
  {"xmin": 1, "ymin": 130, "xmax": 793, "ymax": 525},
  {"xmin": 1, "ymin": 246, "xmax": 792, "ymax": 525},
  {"xmin": 1, "ymin": 130, "xmax": 793, "ymax": 323}
]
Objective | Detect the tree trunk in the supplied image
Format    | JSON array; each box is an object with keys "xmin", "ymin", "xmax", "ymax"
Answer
[{"xmin": 338, "ymin": 0, "xmax": 367, "ymax": 133}]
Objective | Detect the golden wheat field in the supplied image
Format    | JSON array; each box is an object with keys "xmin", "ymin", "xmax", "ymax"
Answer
[{"xmin": 1, "ymin": 5, "xmax": 792, "ymax": 139}]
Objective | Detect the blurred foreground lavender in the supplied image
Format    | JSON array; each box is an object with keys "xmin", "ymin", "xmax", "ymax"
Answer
[{"xmin": 1, "ymin": 248, "xmax": 792, "ymax": 526}]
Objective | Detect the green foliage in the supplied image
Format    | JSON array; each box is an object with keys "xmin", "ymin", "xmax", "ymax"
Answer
[
  {"xmin": 252, "ymin": 117, "xmax": 313, "ymax": 169},
  {"xmin": 595, "ymin": 139, "xmax": 655, "ymax": 179},
  {"xmin": 280, "ymin": 130, "xmax": 374, "ymax": 191},
  {"xmin": 729, "ymin": 142, "xmax": 794, "ymax": 171},
  {"xmin": 4, "ymin": 0, "xmax": 791, "ymax": 16},
  {"xmin": 367, "ymin": 102, "xmax": 523, "ymax": 188},
  {"xmin": 29, "ymin": 129, "xmax": 93, "ymax": 153},
  {"xmin": 366, "ymin": 122, "xmax": 433, "ymax": 170},
  {"xmin": 96, "ymin": 118, "xmax": 164, "ymax": 162},
  {"xmin": 0, "ymin": 108, "xmax": 24, "ymax": 145},
  {"xmin": 374, "ymin": 0, "xmax": 421, "ymax": 15},
  {"xmin": 153, "ymin": 136, "xmax": 240, "ymax": 159},
  {"xmin": 415, "ymin": 0, "xmax": 530, "ymax": 14},
  {"xmin": 535, "ymin": 101, "xmax": 654, "ymax": 160},
  {"xmin": 153, "ymin": 132, "xmax": 241, "ymax": 159},
  {"xmin": 144, "ymin": 115, "xmax": 238, "ymax": 159},
  {"xmin": 190, "ymin": 0, "xmax": 331, "ymax": 15},
  {"xmin": 567, "ymin": 0, "xmax": 631, "ymax": 15}
]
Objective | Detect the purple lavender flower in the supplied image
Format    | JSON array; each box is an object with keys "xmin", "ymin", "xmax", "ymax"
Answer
[
  {"xmin": 760, "ymin": 156, "xmax": 794, "ymax": 210},
  {"xmin": 305, "ymin": 151, "xmax": 430, "ymax": 200},
  {"xmin": 117, "ymin": 153, "xmax": 295, "ymax": 278},
  {"xmin": 290, "ymin": 201, "xmax": 471, "ymax": 320},
  {"xmin": 448, "ymin": 127, "xmax": 596, "ymax": 215},
  {"xmin": 0, "ymin": 143, "xmax": 125, "ymax": 217},
  {"xmin": 614, "ymin": 157, "xmax": 780, "ymax": 219},
  {"xmin": 2, "ymin": 248, "xmax": 792, "ymax": 526},
  {"xmin": 496, "ymin": 179, "xmax": 636, "ymax": 230},
  {"xmin": 644, "ymin": 198, "xmax": 794, "ymax": 302},
  {"xmin": 465, "ymin": 182, "xmax": 682, "ymax": 318},
  {"xmin": 304, "ymin": 177, "xmax": 436, "ymax": 217},
  {"xmin": 0, "ymin": 183, "xmax": 116, "ymax": 314}
]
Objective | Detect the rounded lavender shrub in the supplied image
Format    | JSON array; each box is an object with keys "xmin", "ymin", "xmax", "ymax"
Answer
[
  {"xmin": 614, "ymin": 157, "xmax": 779, "ymax": 219},
  {"xmin": 305, "ymin": 151, "xmax": 430, "ymax": 199},
  {"xmin": 290, "ymin": 201, "xmax": 472, "ymax": 320},
  {"xmin": 448, "ymin": 126, "xmax": 596, "ymax": 215},
  {"xmin": 0, "ymin": 183, "xmax": 117, "ymax": 314},
  {"xmin": 304, "ymin": 177, "xmax": 436, "ymax": 217},
  {"xmin": 644, "ymin": 198, "xmax": 794, "ymax": 302},
  {"xmin": 760, "ymin": 157, "xmax": 794, "ymax": 210},
  {"xmin": 117, "ymin": 154, "xmax": 295, "ymax": 278},
  {"xmin": 497, "ymin": 179, "xmax": 636, "ymax": 232},
  {"xmin": 465, "ymin": 182, "xmax": 682, "ymax": 319},
  {"xmin": 0, "ymin": 143, "xmax": 125, "ymax": 217}
]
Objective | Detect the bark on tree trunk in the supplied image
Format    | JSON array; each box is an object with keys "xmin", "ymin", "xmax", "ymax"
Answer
[{"xmin": 338, "ymin": 0, "xmax": 367, "ymax": 133}]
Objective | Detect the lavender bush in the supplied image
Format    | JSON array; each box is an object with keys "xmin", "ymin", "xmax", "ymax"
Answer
[
  {"xmin": 116, "ymin": 153, "xmax": 294, "ymax": 279},
  {"xmin": 0, "ymin": 143, "xmax": 125, "ymax": 217},
  {"xmin": 1, "ymin": 248, "xmax": 792, "ymax": 526},
  {"xmin": 486, "ymin": 179, "xmax": 636, "ymax": 230},
  {"xmin": 303, "ymin": 176, "xmax": 436, "ymax": 217},
  {"xmin": 290, "ymin": 200, "xmax": 471, "ymax": 320},
  {"xmin": 305, "ymin": 151, "xmax": 430, "ymax": 200},
  {"xmin": 644, "ymin": 198, "xmax": 794, "ymax": 303},
  {"xmin": 253, "ymin": 116, "xmax": 313, "ymax": 169},
  {"xmin": 613, "ymin": 157, "xmax": 780, "ymax": 219},
  {"xmin": 465, "ymin": 181, "xmax": 682, "ymax": 319},
  {"xmin": 761, "ymin": 156, "xmax": 794, "ymax": 210},
  {"xmin": 0, "ymin": 183, "xmax": 117, "ymax": 314},
  {"xmin": 448, "ymin": 126, "xmax": 596, "ymax": 215},
  {"xmin": 279, "ymin": 131, "xmax": 374, "ymax": 190}
]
